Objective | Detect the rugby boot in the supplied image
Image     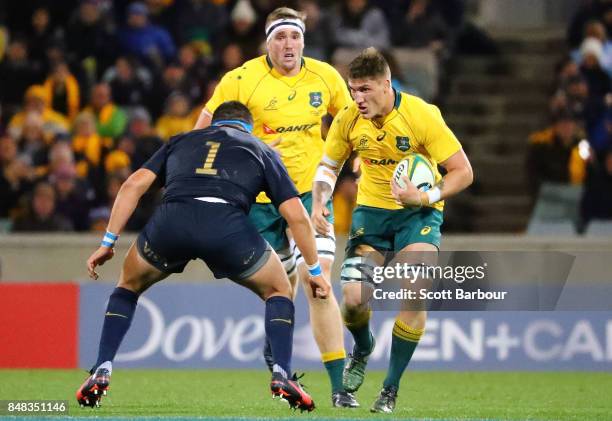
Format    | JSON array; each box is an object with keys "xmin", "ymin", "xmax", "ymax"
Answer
[
  {"xmin": 270, "ymin": 372, "xmax": 315, "ymax": 412},
  {"xmin": 343, "ymin": 335, "xmax": 375, "ymax": 393},
  {"xmin": 370, "ymin": 385, "xmax": 398, "ymax": 413},
  {"xmin": 76, "ymin": 368, "xmax": 110, "ymax": 408},
  {"xmin": 331, "ymin": 390, "xmax": 360, "ymax": 408}
]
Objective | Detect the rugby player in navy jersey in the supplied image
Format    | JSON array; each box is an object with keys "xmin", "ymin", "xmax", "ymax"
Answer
[{"xmin": 76, "ymin": 101, "xmax": 329, "ymax": 412}]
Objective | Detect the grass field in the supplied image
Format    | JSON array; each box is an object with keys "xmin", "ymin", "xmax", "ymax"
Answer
[{"xmin": 1, "ymin": 370, "xmax": 612, "ymax": 420}]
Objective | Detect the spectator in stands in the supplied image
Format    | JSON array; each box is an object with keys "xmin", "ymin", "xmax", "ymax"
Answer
[
  {"xmin": 155, "ymin": 93, "xmax": 193, "ymax": 140},
  {"xmin": 83, "ymin": 82, "xmax": 128, "ymax": 139},
  {"xmin": 550, "ymin": 75, "xmax": 591, "ymax": 124},
  {"xmin": 578, "ymin": 20, "xmax": 612, "ymax": 78},
  {"xmin": 117, "ymin": 2, "xmax": 176, "ymax": 71},
  {"xmin": 225, "ymin": 0, "xmax": 260, "ymax": 59},
  {"xmin": 578, "ymin": 37, "xmax": 611, "ymax": 99},
  {"xmin": 103, "ymin": 56, "xmax": 152, "ymax": 110},
  {"xmin": 148, "ymin": 62, "xmax": 200, "ymax": 118},
  {"xmin": 50, "ymin": 161, "xmax": 94, "ymax": 231},
  {"xmin": 581, "ymin": 147, "xmax": 612, "ymax": 225},
  {"xmin": 42, "ymin": 61, "xmax": 81, "ymax": 121},
  {"xmin": 125, "ymin": 107, "xmax": 163, "ymax": 170},
  {"xmin": 0, "ymin": 39, "xmax": 42, "ymax": 122},
  {"xmin": 12, "ymin": 181, "xmax": 73, "ymax": 232},
  {"xmin": 331, "ymin": 0, "xmax": 390, "ymax": 50},
  {"xmin": 210, "ymin": 42, "xmax": 245, "ymax": 80},
  {"xmin": 17, "ymin": 113, "xmax": 51, "ymax": 170},
  {"xmin": 173, "ymin": 0, "xmax": 228, "ymax": 53},
  {"xmin": 526, "ymin": 110, "xmax": 587, "ymax": 199},
  {"xmin": 65, "ymin": 0, "xmax": 116, "ymax": 83},
  {"xmin": 0, "ymin": 133, "xmax": 34, "ymax": 218},
  {"xmin": 72, "ymin": 111, "xmax": 111, "ymax": 181},
  {"xmin": 178, "ymin": 43, "xmax": 209, "ymax": 98},
  {"xmin": 26, "ymin": 7, "xmax": 62, "ymax": 69},
  {"xmin": 88, "ymin": 173, "xmax": 123, "ymax": 232},
  {"xmin": 390, "ymin": 0, "xmax": 448, "ymax": 52},
  {"xmin": 8, "ymin": 85, "xmax": 69, "ymax": 140},
  {"xmin": 299, "ymin": 0, "xmax": 334, "ymax": 61}
]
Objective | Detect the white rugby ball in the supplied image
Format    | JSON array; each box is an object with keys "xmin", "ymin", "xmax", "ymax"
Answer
[{"xmin": 393, "ymin": 154, "xmax": 435, "ymax": 191}]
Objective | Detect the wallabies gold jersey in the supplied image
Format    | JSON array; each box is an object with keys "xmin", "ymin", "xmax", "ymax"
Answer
[
  {"xmin": 324, "ymin": 90, "xmax": 462, "ymax": 211},
  {"xmin": 206, "ymin": 55, "xmax": 351, "ymax": 202}
]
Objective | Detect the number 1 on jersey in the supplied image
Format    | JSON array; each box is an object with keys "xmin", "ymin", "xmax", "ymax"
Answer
[{"xmin": 195, "ymin": 141, "xmax": 220, "ymax": 175}]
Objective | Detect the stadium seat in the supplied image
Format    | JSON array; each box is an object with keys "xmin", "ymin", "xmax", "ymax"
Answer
[
  {"xmin": 526, "ymin": 183, "xmax": 582, "ymax": 235},
  {"xmin": 584, "ymin": 219, "xmax": 612, "ymax": 237}
]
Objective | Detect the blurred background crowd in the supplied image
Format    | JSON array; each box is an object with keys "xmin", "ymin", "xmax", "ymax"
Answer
[{"xmin": 0, "ymin": 0, "xmax": 610, "ymax": 235}]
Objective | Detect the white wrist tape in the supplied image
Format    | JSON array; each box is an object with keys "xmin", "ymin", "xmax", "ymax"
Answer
[
  {"xmin": 314, "ymin": 165, "xmax": 338, "ymax": 190},
  {"xmin": 426, "ymin": 187, "xmax": 442, "ymax": 204}
]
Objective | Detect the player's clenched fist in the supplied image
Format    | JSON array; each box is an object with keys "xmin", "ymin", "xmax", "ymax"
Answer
[{"xmin": 309, "ymin": 273, "xmax": 331, "ymax": 299}]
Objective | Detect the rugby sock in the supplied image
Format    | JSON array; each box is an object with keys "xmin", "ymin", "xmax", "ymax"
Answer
[
  {"xmin": 322, "ymin": 351, "xmax": 346, "ymax": 393},
  {"xmin": 94, "ymin": 287, "xmax": 139, "ymax": 369},
  {"xmin": 265, "ymin": 295, "xmax": 294, "ymax": 377},
  {"xmin": 343, "ymin": 307, "xmax": 374, "ymax": 356},
  {"xmin": 383, "ymin": 318, "xmax": 423, "ymax": 389}
]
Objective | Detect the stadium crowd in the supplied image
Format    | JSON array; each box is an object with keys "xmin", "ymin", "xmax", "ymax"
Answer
[
  {"xmin": 0, "ymin": 0, "xmax": 470, "ymax": 233},
  {"xmin": 527, "ymin": 0, "xmax": 612, "ymax": 231}
]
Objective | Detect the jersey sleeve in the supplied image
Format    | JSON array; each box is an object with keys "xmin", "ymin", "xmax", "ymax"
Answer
[
  {"xmin": 421, "ymin": 104, "xmax": 462, "ymax": 163},
  {"xmin": 204, "ymin": 69, "xmax": 240, "ymax": 113},
  {"xmin": 141, "ymin": 143, "xmax": 168, "ymax": 175},
  {"xmin": 324, "ymin": 107, "xmax": 353, "ymax": 167},
  {"xmin": 261, "ymin": 148, "xmax": 299, "ymax": 207},
  {"xmin": 326, "ymin": 67, "xmax": 352, "ymax": 117}
]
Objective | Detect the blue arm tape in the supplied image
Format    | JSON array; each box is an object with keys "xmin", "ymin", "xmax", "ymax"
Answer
[{"xmin": 308, "ymin": 263, "xmax": 322, "ymax": 277}]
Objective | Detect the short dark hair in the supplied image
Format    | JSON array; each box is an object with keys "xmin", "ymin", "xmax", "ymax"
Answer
[
  {"xmin": 348, "ymin": 47, "xmax": 390, "ymax": 80},
  {"xmin": 212, "ymin": 101, "xmax": 253, "ymax": 126},
  {"xmin": 266, "ymin": 7, "xmax": 306, "ymax": 28}
]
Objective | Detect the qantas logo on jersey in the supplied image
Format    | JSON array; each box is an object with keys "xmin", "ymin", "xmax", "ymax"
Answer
[
  {"xmin": 263, "ymin": 124, "xmax": 277, "ymax": 134},
  {"xmin": 362, "ymin": 158, "xmax": 398, "ymax": 166},
  {"xmin": 274, "ymin": 123, "xmax": 317, "ymax": 133}
]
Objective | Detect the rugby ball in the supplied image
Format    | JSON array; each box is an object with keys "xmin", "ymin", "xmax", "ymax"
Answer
[{"xmin": 393, "ymin": 153, "xmax": 435, "ymax": 191}]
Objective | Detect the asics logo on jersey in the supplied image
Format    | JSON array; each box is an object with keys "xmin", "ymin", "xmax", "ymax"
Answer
[
  {"xmin": 362, "ymin": 158, "xmax": 398, "ymax": 166},
  {"xmin": 275, "ymin": 123, "xmax": 316, "ymax": 133}
]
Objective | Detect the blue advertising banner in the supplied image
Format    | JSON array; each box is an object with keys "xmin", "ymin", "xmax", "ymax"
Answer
[{"xmin": 79, "ymin": 283, "xmax": 612, "ymax": 370}]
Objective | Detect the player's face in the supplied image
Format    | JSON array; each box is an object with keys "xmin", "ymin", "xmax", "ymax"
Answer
[
  {"xmin": 267, "ymin": 29, "xmax": 304, "ymax": 75},
  {"xmin": 348, "ymin": 76, "xmax": 391, "ymax": 119}
]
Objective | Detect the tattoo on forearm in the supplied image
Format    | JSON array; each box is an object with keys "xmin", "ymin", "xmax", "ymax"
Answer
[
  {"xmin": 314, "ymin": 181, "xmax": 333, "ymax": 204},
  {"xmin": 437, "ymin": 179, "xmax": 445, "ymax": 191}
]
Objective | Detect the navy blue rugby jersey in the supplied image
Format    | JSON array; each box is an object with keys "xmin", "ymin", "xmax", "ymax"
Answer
[{"xmin": 142, "ymin": 126, "xmax": 298, "ymax": 212}]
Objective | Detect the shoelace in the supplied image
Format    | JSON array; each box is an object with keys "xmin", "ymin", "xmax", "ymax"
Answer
[{"xmin": 291, "ymin": 372, "xmax": 308, "ymax": 391}]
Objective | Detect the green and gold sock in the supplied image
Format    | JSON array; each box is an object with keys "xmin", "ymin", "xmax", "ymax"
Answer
[
  {"xmin": 383, "ymin": 318, "xmax": 424, "ymax": 389},
  {"xmin": 322, "ymin": 350, "xmax": 346, "ymax": 393}
]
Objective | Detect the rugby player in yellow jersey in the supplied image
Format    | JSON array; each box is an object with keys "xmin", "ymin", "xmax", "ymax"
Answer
[
  {"xmin": 193, "ymin": 7, "xmax": 358, "ymax": 408},
  {"xmin": 312, "ymin": 48, "xmax": 473, "ymax": 413}
]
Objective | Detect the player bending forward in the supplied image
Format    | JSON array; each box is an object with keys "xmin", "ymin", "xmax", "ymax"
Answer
[
  {"xmin": 77, "ymin": 101, "xmax": 330, "ymax": 412},
  {"xmin": 312, "ymin": 48, "xmax": 473, "ymax": 413}
]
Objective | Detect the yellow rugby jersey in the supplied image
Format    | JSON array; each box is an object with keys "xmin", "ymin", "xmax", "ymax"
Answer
[
  {"xmin": 325, "ymin": 91, "xmax": 462, "ymax": 211},
  {"xmin": 205, "ymin": 55, "xmax": 351, "ymax": 202}
]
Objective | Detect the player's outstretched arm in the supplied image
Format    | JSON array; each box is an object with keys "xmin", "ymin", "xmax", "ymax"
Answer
[
  {"xmin": 86, "ymin": 169, "xmax": 157, "ymax": 279},
  {"xmin": 392, "ymin": 149, "xmax": 473, "ymax": 207},
  {"xmin": 278, "ymin": 197, "xmax": 331, "ymax": 299}
]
